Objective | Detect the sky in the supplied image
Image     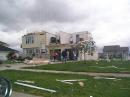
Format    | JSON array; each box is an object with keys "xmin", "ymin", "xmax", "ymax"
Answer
[{"xmin": 0, "ymin": 0, "xmax": 130, "ymax": 51}]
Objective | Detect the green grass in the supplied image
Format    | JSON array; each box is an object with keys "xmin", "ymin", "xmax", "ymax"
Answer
[
  {"xmin": 25, "ymin": 60, "xmax": 130, "ymax": 73},
  {"xmin": 0, "ymin": 70, "xmax": 130, "ymax": 97}
]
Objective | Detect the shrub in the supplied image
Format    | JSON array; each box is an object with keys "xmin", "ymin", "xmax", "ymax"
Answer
[{"xmin": 7, "ymin": 52, "xmax": 17, "ymax": 60}]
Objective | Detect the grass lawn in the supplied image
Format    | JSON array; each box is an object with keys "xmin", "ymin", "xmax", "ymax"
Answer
[
  {"xmin": 0, "ymin": 70, "xmax": 130, "ymax": 97},
  {"xmin": 25, "ymin": 60, "xmax": 130, "ymax": 73}
]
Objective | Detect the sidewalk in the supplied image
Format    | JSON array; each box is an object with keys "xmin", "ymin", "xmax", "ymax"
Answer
[
  {"xmin": 11, "ymin": 91, "xmax": 42, "ymax": 97},
  {"xmin": 1, "ymin": 63, "xmax": 130, "ymax": 78},
  {"xmin": 16, "ymin": 69, "xmax": 130, "ymax": 78}
]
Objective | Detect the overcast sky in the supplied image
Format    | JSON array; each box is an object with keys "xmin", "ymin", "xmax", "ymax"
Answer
[{"xmin": 0, "ymin": 0, "xmax": 130, "ymax": 50}]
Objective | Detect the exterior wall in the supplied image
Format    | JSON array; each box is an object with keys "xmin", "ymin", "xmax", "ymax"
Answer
[
  {"xmin": 22, "ymin": 32, "xmax": 46, "ymax": 49},
  {"xmin": 56, "ymin": 32, "xmax": 72, "ymax": 44},
  {"xmin": 72, "ymin": 31, "xmax": 92, "ymax": 44},
  {"xmin": 78, "ymin": 51, "xmax": 98, "ymax": 61},
  {"xmin": 0, "ymin": 52, "xmax": 9, "ymax": 61},
  {"xmin": 22, "ymin": 32, "xmax": 47, "ymax": 56},
  {"xmin": 22, "ymin": 31, "xmax": 57, "ymax": 57},
  {"xmin": 46, "ymin": 32, "xmax": 56, "ymax": 45}
]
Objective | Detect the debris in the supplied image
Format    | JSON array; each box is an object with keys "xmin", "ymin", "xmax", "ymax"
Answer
[
  {"xmin": 14, "ymin": 82, "xmax": 56, "ymax": 93},
  {"xmin": 56, "ymin": 79, "xmax": 86, "ymax": 85},
  {"xmin": 17, "ymin": 80, "xmax": 35, "ymax": 84},
  {"xmin": 98, "ymin": 67, "xmax": 105, "ymax": 69},
  {"xmin": 104, "ymin": 77, "xmax": 116, "ymax": 80},
  {"xmin": 96, "ymin": 62, "xmax": 98, "ymax": 64},
  {"xmin": 78, "ymin": 82, "xmax": 84, "ymax": 87},
  {"xmin": 107, "ymin": 66, "xmax": 118, "ymax": 68},
  {"xmin": 90, "ymin": 65, "xmax": 125, "ymax": 70},
  {"xmin": 56, "ymin": 80, "xmax": 73, "ymax": 85},
  {"xmin": 24, "ymin": 58, "xmax": 50, "ymax": 65},
  {"xmin": 56, "ymin": 79, "xmax": 86, "ymax": 82}
]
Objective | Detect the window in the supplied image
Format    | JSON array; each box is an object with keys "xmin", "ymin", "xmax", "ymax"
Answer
[{"xmin": 25, "ymin": 35, "xmax": 34, "ymax": 44}]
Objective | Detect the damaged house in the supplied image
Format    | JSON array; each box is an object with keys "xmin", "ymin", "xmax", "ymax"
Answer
[{"xmin": 21, "ymin": 31, "xmax": 98, "ymax": 61}]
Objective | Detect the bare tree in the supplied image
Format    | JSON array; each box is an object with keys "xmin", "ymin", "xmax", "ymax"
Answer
[{"xmin": 76, "ymin": 40, "xmax": 96, "ymax": 60}]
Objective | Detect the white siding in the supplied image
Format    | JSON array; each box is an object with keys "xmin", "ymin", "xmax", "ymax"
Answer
[
  {"xmin": 0, "ymin": 52, "xmax": 8, "ymax": 61},
  {"xmin": 56, "ymin": 32, "xmax": 71, "ymax": 44},
  {"xmin": 46, "ymin": 33, "xmax": 56, "ymax": 45}
]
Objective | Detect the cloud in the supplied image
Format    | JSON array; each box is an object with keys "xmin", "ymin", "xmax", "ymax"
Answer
[
  {"xmin": 0, "ymin": 0, "xmax": 87, "ymax": 32},
  {"xmin": 0, "ymin": 0, "xmax": 130, "ymax": 50}
]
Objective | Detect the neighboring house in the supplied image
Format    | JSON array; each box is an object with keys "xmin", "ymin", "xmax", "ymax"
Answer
[
  {"xmin": 0, "ymin": 45, "xmax": 18, "ymax": 61},
  {"xmin": 103, "ymin": 45, "xmax": 129, "ymax": 60},
  {"xmin": 21, "ymin": 31, "xmax": 98, "ymax": 60}
]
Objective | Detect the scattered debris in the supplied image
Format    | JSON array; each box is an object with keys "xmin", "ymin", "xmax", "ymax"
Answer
[
  {"xmin": 107, "ymin": 66, "xmax": 118, "ymax": 68},
  {"xmin": 56, "ymin": 79, "xmax": 73, "ymax": 85},
  {"xmin": 90, "ymin": 65, "xmax": 126, "ymax": 70},
  {"xmin": 96, "ymin": 62, "xmax": 98, "ymax": 64},
  {"xmin": 56, "ymin": 79, "xmax": 86, "ymax": 86},
  {"xmin": 98, "ymin": 67, "xmax": 105, "ymax": 69},
  {"xmin": 14, "ymin": 82, "xmax": 56, "ymax": 93},
  {"xmin": 24, "ymin": 58, "xmax": 50, "ymax": 65},
  {"xmin": 78, "ymin": 82, "xmax": 84, "ymax": 87},
  {"xmin": 17, "ymin": 80, "xmax": 35, "ymax": 84},
  {"xmin": 56, "ymin": 79, "xmax": 86, "ymax": 82}
]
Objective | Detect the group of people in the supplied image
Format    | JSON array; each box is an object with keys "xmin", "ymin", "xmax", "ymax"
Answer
[{"xmin": 51, "ymin": 49, "xmax": 77, "ymax": 63}]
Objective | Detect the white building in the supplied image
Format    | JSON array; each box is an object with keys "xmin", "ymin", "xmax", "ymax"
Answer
[
  {"xmin": 21, "ymin": 31, "xmax": 98, "ymax": 60},
  {"xmin": 0, "ymin": 44, "xmax": 18, "ymax": 61}
]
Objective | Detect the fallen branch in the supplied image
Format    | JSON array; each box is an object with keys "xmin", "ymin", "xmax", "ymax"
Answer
[
  {"xmin": 17, "ymin": 80, "xmax": 35, "ymax": 84},
  {"xmin": 14, "ymin": 82, "xmax": 56, "ymax": 93},
  {"xmin": 56, "ymin": 79, "xmax": 86, "ymax": 82},
  {"xmin": 56, "ymin": 79, "xmax": 73, "ymax": 85}
]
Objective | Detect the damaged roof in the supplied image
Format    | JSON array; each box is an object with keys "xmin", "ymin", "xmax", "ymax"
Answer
[{"xmin": 0, "ymin": 45, "xmax": 18, "ymax": 52}]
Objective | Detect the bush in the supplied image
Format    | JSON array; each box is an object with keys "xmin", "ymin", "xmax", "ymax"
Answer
[{"xmin": 7, "ymin": 52, "xmax": 17, "ymax": 60}]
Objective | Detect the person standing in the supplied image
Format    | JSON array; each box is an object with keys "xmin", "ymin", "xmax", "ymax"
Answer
[
  {"xmin": 61, "ymin": 49, "xmax": 67, "ymax": 63},
  {"xmin": 53, "ymin": 52, "xmax": 58, "ymax": 62}
]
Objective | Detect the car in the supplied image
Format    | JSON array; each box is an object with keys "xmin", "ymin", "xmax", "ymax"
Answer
[{"xmin": 0, "ymin": 77, "xmax": 12, "ymax": 97}]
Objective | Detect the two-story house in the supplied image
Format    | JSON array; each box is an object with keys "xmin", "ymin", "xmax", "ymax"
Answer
[{"xmin": 21, "ymin": 31, "xmax": 98, "ymax": 60}]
